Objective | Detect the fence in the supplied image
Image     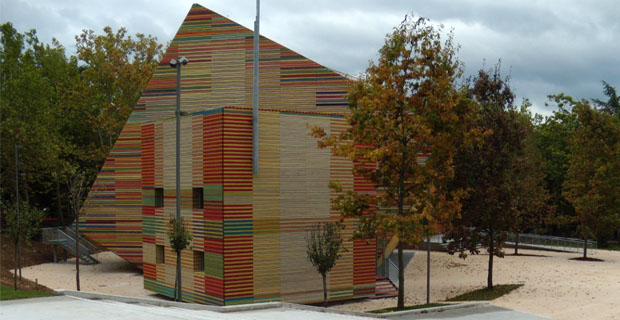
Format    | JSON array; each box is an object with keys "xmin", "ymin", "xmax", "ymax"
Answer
[{"xmin": 506, "ymin": 232, "xmax": 596, "ymax": 254}]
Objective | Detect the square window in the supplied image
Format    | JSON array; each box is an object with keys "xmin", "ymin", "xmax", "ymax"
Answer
[
  {"xmin": 192, "ymin": 187, "xmax": 204, "ymax": 210},
  {"xmin": 154, "ymin": 188, "xmax": 164, "ymax": 207},
  {"xmin": 193, "ymin": 250, "xmax": 205, "ymax": 272},
  {"xmin": 156, "ymin": 245, "xmax": 165, "ymax": 264}
]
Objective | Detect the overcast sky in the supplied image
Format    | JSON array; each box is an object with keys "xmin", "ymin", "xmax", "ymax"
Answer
[{"xmin": 2, "ymin": 0, "xmax": 619, "ymax": 116}]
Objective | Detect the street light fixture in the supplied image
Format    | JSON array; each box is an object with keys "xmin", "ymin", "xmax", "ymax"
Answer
[
  {"xmin": 170, "ymin": 56, "xmax": 188, "ymax": 302},
  {"xmin": 170, "ymin": 56, "xmax": 188, "ymax": 223}
]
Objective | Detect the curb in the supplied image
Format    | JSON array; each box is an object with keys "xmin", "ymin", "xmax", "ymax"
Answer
[
  {"xmin": 55, "ymin": 289, "xmax": 487, "ymax": 319},
  {"xmin": 374, "ymin": 301, "xmax": 489, "ymax": 318},
  {"xmin": 54, "ymin": 290, "xmax": 280, "ymax": 312}
]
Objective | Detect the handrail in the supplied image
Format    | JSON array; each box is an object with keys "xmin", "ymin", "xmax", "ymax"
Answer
[
  {"xmin": 41, "ymin": 226, "xmax": 99, "ymax": 264},
  {"xmin": 386, "ymin": 257, "xmax": 399, "ymax": 287},
  {"xmin": 42, "ymin": 226, "xmax": 99, "ymax": 254},
  {"xmin": 63, "ymin": 226, "xmax": 99, "ymax": 253},
  {"xmin": 377, "ymin": 235, "xmax": 399, "ymax": 267}
]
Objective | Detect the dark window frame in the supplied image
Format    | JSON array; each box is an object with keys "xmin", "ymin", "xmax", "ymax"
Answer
[
  {"xmin": 193, "ymin": 250, "xmax": 205, "ymax": 272},
  {"xmin": 156, "ymin": 245, "xmax": 165, "ymax": 264},
  {"xmin": 192, "ymin": 187, "xmax": 204, "ymax": 210},
  {"xmin": 154, "ymin": 188, "xmax": 164, "ymax": 207}
]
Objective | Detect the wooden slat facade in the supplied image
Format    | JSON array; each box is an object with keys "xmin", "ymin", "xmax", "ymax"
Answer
[{"xmin": 80, "ymin": 3, "xmax": 376, "ymax": 305}]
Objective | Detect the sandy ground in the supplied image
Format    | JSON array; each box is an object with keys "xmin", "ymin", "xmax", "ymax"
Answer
[
  {"xmin": 16, "ymin": 248, "xmax": 620, "ymax": 320},
  {"xmin": 334, "ymin": 248, "xmax": 620, "ymax": 320},
  {"xmin": 17, "ymin": 251, "xmax": 161, "ymax": 300}
]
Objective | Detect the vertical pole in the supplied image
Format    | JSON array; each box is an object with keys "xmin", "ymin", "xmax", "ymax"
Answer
[
  {"xmin": 175, "ymin": 62, "xmax": 182, "ymax": 302},
  {"xmin": 14, "ymin": 144, "xmax": 19, "ymax": 288},
  {"xmin": 75, "ymin": 200, "xmax": 80, "ymax": 291},
  {"xmin": 176, "ymin": 63, "xmax": 181, "ymax": 223},
  {"xmin": 252, "ymin": 0, "xmax": 260, "ymax": 174},
  {"xmin": 427, "ymin": 235, "xmax": 430, "ymax": 304},
  {"xmin": 383, "ymin": 238, "xmax": 387, "ymax": 276}
]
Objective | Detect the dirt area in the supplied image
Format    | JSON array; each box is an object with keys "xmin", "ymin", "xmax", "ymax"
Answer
[
  {"xmin": 334, "ymin": 248, "xmax": 620, "ymax": 320},
  {"xmin": 18, "ymin": 251, "xmax": 161, "ymax": 299},
  {"xmin": 0, "ymin": 234, "xmax": 56, "ymax": 291}
]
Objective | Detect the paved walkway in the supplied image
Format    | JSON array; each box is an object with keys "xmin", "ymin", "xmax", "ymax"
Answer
[{"xmin": 0, "ymin": 294, "xmax": 552, "ymax": 320}]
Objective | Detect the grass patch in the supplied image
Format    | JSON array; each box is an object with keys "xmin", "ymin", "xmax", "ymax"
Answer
[
  {"xmin": 369, "ymin": 303, "xmax": 447, "ymax": 313},
  {"xmin": 447, "ymin": 284, "xmax": 523, "ymax": 301},
  {"xmin": 0, "ymin": 284, "xmax": 54, "ymax": 301}
]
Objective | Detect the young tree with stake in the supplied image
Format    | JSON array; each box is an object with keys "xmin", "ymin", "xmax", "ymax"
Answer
[
  {"xmin": 167, "ymin": 217, "xmax": 192, "ymax": 302},
  {"xmin": 306, "ymin": 222, "xmax": 346, "ymax": 308}
]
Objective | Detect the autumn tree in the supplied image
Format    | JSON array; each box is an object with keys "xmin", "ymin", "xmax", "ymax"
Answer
[
  {"xmin": 306, "ymin": 222, "xmax": 346, "ymax": 308},
  {"xmin": 167, "ymin": 217, "xmax": 192, "ymax": 302},
  {"xmin": 68, "ymin": 26, "xmax": 163, "ymax": 177},
  {"xmin": 312, "ymin": 16, "xmax": 478, "ymax": 310},
  {"xmin": 562, "ymin": 99, "xmax": 620, "ymax": 259},
  {"xmin": 444, "ymin": 64, "xmax": 528, "ymax": 289}
]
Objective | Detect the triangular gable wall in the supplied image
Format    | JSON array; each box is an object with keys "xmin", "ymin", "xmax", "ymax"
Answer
[{"xmin": 81, "ymin": 3, "xmax": 349, "ymax": 265}]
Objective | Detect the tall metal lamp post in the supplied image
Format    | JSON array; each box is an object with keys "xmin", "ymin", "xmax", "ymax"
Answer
[{"xmin": 170, "ymin": 56, "xmax": 188, "ymax": 301}]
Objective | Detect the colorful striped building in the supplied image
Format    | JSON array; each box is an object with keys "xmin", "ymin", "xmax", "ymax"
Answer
[{"xmin": 81, "ymin": 3, "xmax": 376, "ymax": 305}]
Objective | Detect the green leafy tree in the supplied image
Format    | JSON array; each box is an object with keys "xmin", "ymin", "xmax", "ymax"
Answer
[
  {"xmin": 311, "ymin": 16, "xmax": 479, "ymax": 309},
  {"xmin": 2, "ymin": 201, "xmax": 44, "ymax": 289},
  {"xmin": 0, "ymin": 23, "xmax": 72, "ymax": 213},
  {"xmin": 536, "ymin": 100, "xmax": 578, "ymax": 238},
  {"xmin": 445, "ymin": 65, "xmax": 528, "ymax": 289},
  {"xmin": 591, "ymin": 81, "xmax": 619, "ymax": 117},
  {"xmin": 1, "ymin": 23, "xmax": 163, "ymax": 228},
  {"xmin": 305, "ymin": 222, "xmax": 346, "ymax": 307},
  {"xmin": 167, "ymin": 217, "xmax": 192, "ymax": 302},
  {"xmin": 562, "ymin": 99, "xmax": 620, "ymax": 258},
  {"xmin": 511, "ymin": 102, "xmax": 552, "ymax": 254}
]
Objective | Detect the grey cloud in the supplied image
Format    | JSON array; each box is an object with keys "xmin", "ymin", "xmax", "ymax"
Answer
[{"xmin": 2, "ymin": 0, "xmax": 618, "ymax": 116}]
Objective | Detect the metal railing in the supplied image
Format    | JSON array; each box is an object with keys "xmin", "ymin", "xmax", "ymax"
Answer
[
  {"xmin": 41, "ymin": 227, "xmax": 99, "ymax": 264},
  {"xmin": 506, "ymin": 232, "xmax": 597, "ymax": 254},
  {"xmin": 376, "ymin": 250, "xmax": 415, "ymax": 288},
  {"xmin": 385, "ymin": 258, "xmax": 400, "ymax": 287}
]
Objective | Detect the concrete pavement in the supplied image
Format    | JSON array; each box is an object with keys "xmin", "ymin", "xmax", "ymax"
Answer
[{"xmin": 0, "ymin": 292, "xmax": 552, "ymax": 320}]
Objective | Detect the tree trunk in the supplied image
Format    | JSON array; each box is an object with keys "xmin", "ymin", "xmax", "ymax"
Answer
[
  {"xmin": 58, "ymin": 180, "xmax": 68, "ymax": 261},
  {"xmin": 75, "ymin": 217, "xmax": 80, "ymax": 291},
  {"xmin": 488, "ymin": 231, "xmax": 494, "ymax": 289},
  {"xmin": 56, "ymin": 180, "xmax": 65, "ymax": 227},
  {"xmin": 583, "ymin": 238, "xmax": 588, "ymax": 259},
  {"xmin": 18, "ymin": 238, "xmax": 22, "ymax": 280},
  {"xmin": 177, "ymin": 251, "xmax": 182, "ymax": 302},
  {"xmin": 173, "ymin": 270, "xmax": 178, "ymax": 301},
  {"xmin": 514, "ymin": 233, "xmax": 519, "ymax": 255},
  {"xmin": 397, "ymin": 241, "xmax": 404, "ymax": 310},
  {"xmin": 322, "ymin": 273, "xmax": 327, "ymax": 308}
]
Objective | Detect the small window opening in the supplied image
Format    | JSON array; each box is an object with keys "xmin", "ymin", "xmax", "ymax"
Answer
[
  {"xmin": 192, "ymin": 187, "xmax": 204, "ymax": 210},
  {"xmin": 193, "ymin": 250, "xmax": 205, "ymax": 272},
  {"xmin": 156, "ymin": 245, "xmax": 165, "ymax": 264},
  {"xmin": 154, "ymin": 188, "xmax": 164, "ymax": 207}
]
